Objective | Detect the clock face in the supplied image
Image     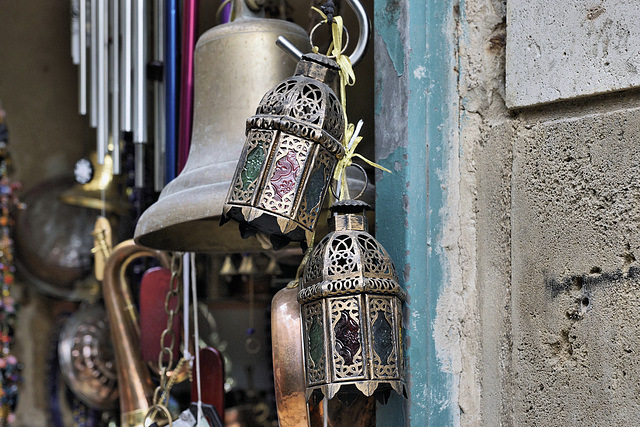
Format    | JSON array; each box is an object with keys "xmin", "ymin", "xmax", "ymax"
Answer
[{"xmin": 74, "ymin": 158, "xmax": 94, "ymax": 185}]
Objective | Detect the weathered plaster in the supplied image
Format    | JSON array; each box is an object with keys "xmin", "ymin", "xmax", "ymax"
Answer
[
  {"xmin": 373, "ymin": 0, "xmax": 406, "ymax": 77},
  {"xmin": 448, "ymin": 0, "xmax": 513, "ymax": 425},
  {"xmin": 378, "ymin": 0, "xmax": 640, "ymax": 425}
]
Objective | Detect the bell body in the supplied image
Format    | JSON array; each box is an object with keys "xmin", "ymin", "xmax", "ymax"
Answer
[
  {"xmin": 222, "ymin": 53, "xmax": 345, "ymax": 249},
  {"xmin": 299, "ymin": 200, "xmax": 406, "ymax": 404},
  {"xmin": 134, "ymin": 5, "xmax": 310, "ymax": 252}
]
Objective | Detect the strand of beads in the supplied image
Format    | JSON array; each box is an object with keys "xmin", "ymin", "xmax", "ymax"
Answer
[{"xmin": 0, "ymin": 111, "xmax": 22, "ymax": 426}]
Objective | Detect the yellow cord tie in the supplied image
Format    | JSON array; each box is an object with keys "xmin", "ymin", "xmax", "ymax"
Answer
[{"xmin": 311, "ymin": 8, "xmax": 391, "ymax": 201}]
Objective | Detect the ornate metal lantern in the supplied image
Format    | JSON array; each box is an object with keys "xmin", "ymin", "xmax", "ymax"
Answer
[
  {"xmin": 298, "ymin": 200, "xmax": 407, "ymax": 405},
  {"xmin": 221, "ymin": 52, "xmax": 346, "ymax": 250}
]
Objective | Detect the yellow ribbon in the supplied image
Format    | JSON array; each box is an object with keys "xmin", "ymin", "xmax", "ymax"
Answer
[{"xmin": 311, "ymin": 7, "xmax": 391, "ymax": 201}]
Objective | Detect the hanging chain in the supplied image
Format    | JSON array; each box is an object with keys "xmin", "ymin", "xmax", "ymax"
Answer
[{"xmin": 146, "ymin": 252, "xmax": 187, "ymax": 426}]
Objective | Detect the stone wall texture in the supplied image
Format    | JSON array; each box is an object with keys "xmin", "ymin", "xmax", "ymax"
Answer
[{"xmin": 461, "ymin": 0, "xmax": 640, "ymax": 425}]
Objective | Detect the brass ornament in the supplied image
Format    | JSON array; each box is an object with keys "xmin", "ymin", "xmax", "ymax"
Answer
[
  {"xmin": 222, "ymin": 52, "xmax": 345, "ymax": 249},
  {"xmin": 271, "ymin": 283, "xmax": 320, "ymax": 427},
  {"xmin": 60, "ymin": 152, "xmax": 130, "ymax": 216},
  {"xmin": 102, "ymin": 240, "xmax": 171, "ymax": 426},
  {"xmin": 58, "ymin": 304, "xmax": 119, "ymax": 411},
  {"xmin": 299, "ymin": 199, "xmax": 407, "ymax": 405},
  {"xmin": 14, "ymin": 176, "xmax": 100, "ymax": 300}
]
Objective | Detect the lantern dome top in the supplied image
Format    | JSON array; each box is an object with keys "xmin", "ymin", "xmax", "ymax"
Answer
[
  {"xmin": 299, "ymin": 203, "xmax": 406, "ymax": 304},
  {"xmin": 250, "ymin": 54, "xmax": 345, "ymax": 147},
  {"xmin": 295, "ymin": 53, "xmax": 340, "ymax": 84}
]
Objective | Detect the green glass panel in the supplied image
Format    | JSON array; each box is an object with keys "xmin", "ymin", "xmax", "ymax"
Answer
[
  {"xmin": 241, "ymin": 144, "xmax": 265, "ymax": 190},
  {"xmin": 309, "ymin": 315, "xmax": 324, "ymax": 365}
]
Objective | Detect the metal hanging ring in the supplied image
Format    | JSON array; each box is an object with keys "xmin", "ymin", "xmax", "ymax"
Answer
[
  {"xmin": 276, "ymin": 0, "xmax": 369, "ymax": 66},
  {"xmin": 344, "ymin": 0, "xmax": 369, "ymax": 67},
  {"xmin": 330, "ymin": 162, "xmax": 369, "ymax": 201},
  {"xmin": 309, "ymin": 21, "xmax": 350, "ymax": 59}
]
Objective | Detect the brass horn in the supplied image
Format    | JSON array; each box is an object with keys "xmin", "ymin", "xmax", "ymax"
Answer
[
  {"xmin": 134, "ymin": 0, "xmax": 311, "ymax": 252},
  {"xmin": 102, "ymin": 239, "xmax": 170, "ymax": 426}
]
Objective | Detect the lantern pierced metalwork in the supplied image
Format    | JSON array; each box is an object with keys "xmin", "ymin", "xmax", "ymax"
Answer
[
  {"xmin": 221, "ymin": 53, "xmax": 346, "ymax": 250},
  {"xmin": 298, "ymin": 199, "xmax": 407, "ymax": 405}
]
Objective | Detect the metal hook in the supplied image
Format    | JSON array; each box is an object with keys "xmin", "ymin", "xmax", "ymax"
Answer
[
  {"xmin": 276, "ymin": 0, "xmax": 370, "ymax": 66},
  {"xmin": 344, "ymin": 0, "xmax": 369, "ymax": 67}
]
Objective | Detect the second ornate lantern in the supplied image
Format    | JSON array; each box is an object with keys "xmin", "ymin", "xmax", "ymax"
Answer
[
  {"xmin": 221, "ymin": 52, "xmax": 345, "ymax": 250},
  {"xmin": 298, "ymin": 200, "xmax": 407, "ymax": 405}
]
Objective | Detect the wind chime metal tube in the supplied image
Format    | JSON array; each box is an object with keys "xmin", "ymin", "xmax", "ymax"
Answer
[
  {"xmin": 164, "ymin": 0, "xmax": 178, "ymax": 183},
  {"xmin": 133, "ymin": 0, "xmax": 148, "ymax": 187},
  {"xmin": 97, "ymin": 0, "xmax": 109, "ymax": 165},
  {"xmin": 153, "ymin": 0, "xmax": 166, "ymax": 191},
  {"xmin": 177, "ymin": 0, "xmax": 198, "ymax": 173},
  {"xmin": 111, "ymin": 0, "xmax": 122, "ymax": 174},
  {"xmin": 275, "ymin": 36, "xmax": 303, "ymax": 61},
  {"xmin": 72, "ymin": 0, "xmax": 80, "ymax": 65},
  {"xmin": 90, "ymin": 0, "xmax": 98, "ymax": 128},
  {"xmin": 121, "ymin": 0, "xmax": 133, "ymax": 133},
  {"xmin": 78, "ymin": 0, "xmax": 87, "ymax": 115}
]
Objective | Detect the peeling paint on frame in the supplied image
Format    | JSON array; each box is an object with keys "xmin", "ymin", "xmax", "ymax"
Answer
[{"xmin": 374, "ymin": 0, "xmax": 459, "ymax": 425}]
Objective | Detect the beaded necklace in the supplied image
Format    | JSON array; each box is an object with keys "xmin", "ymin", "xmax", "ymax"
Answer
[{"xmin": 0, "ymin": 111, "xmax": 22, "ymax": 426}]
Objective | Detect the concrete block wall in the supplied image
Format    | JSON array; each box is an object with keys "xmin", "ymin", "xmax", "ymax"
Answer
[
  {"xmin": 457, "ymin": 0, "xmax": 640, "ymax": 424},
  {"xmin": 2, "ymin": 0, "xmax": 639, "ymax": 425},
  {"xmin": 509, "ymin": 97, "xmax": 640, "ymax": 424}
]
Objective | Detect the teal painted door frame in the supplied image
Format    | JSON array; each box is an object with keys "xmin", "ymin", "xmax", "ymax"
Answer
[{"xmin": 374, "ymin": 0, "xmax": 458, "ymax": 425}]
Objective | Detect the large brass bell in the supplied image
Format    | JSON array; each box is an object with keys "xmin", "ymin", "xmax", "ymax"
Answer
[{"xmin": 134, "ymin": 0, "xmax": 310, "ymax": 252}]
